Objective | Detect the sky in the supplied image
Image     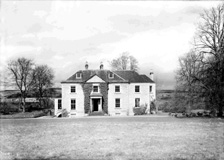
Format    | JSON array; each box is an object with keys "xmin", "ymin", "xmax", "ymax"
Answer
[{"xmin": 0, "ymin": 1, "xmax": 222, "ymax": 90}]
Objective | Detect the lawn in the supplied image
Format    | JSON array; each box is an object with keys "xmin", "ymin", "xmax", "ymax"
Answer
[{"xmin": 1, "ymin": 116, "xmax": 224, "ymax": 160}]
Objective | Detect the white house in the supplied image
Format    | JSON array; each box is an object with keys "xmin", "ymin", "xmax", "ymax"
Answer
[{"xmin": 54, "ymin": 63, "xmax": 156, "ymax": 117}]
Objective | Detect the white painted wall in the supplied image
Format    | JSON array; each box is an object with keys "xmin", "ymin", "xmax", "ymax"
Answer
[
  {"xmin": 61, "ymin": 83, "xmax": 85, "ymax": 116},
  {"xmin": 108, "ymin": 82, "xmax": 156, "ymax": 116},
  {"xmin": 56, "ymin": 81, "xmax": 156, "ymax": 117},
  {"xmin": 108, "ymin": 83, "xmax": 156, "ymax": 116},
  {"xmin": 108, "ymin": 83, "xmax": 129, "ymax": 116},
  {"xmin": 54, "ymin": 98, "xmax": 61, "ymax": 115}
]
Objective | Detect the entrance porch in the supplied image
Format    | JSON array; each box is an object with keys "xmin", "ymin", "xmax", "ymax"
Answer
[{"xmin": 90, "ymin": 93, "xmax": 103, "ymax": 113}]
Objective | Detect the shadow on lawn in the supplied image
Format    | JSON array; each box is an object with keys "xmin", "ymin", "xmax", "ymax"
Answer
[
  {"xmin": 14, "ymin": 157, "xmax": 73, "ymax": 160},
  {"xmin": 12, "ymin": 154, "xmax": 220, "ymax": 160}
]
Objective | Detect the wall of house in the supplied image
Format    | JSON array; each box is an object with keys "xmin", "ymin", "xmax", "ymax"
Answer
[
  {"xmin": 82, "ymin": 83, "xmax": 92, "ymax": 114},
  {"xmin": 82, "ymin": 83, "xmax": 108, "ymax": 114},
  {"xmin": 108, "ymin": 83, "xmax": 130, "ymax": 116},
  {"xmin": 128, "ymin": 83, "xmax": 152, "ymax": 108},
  {"xmin": 61, "ymin": 83, "xmax": 84, "ymax": 116},
  {"xmin": 150, "ymin": 83, "xmax": 156, "ymax": 100},
  {"xmin": 130, "ymin": 83, "xmax": 156, "ymax": 114},
  {"xmin": 54, "ymin": 98, "xmax": 60, "ymax": 115},
  {"xmin": 99, "ymin": 83, "xmax": 108, "ymax": 114},
  {"xmin": 58, "ymin": 82, "xmax": 156, "ymax": 117},
  {"xmin": 108, "ymin": 82, "xmax": 156, "ymax": 116}
]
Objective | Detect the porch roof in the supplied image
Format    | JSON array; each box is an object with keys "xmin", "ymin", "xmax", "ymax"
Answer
[{"xmin": 90, "ymin": 93, "xmax": 103, "ymax": 97}]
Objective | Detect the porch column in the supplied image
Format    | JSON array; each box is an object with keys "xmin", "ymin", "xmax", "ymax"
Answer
[{"xmin": 98, "ymin": 98, "xmax": 102, "ymax": 111}]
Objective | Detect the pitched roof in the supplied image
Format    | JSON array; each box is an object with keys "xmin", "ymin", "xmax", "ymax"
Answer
[
  {"xmin": 114, "ymin": 71, "xmax": 154, "ymax": 83},
  {"xmin": 62, "ymin": 70, "xmax": 127, "ymax": 83},
  {"xmin": 62, "ymin": 70, "xmax": 154, "ymax": 83}
]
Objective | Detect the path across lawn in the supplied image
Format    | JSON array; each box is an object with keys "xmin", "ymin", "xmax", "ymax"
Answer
[{"xmin": 1, "ymin": 116, "xmax": 224, "ymax": 160}]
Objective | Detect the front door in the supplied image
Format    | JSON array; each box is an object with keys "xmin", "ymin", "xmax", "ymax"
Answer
[{"xmin": 93, "ymin": 99, "xmax": 100, "ymax": 112}]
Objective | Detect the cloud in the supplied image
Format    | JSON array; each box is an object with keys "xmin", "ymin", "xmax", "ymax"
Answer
[
  {"xmin": 1, "ymin": 1, "xmax": 222, "ymax": 90},
  {"xmin": 107, "ymin": 5, "xmax": 204, "ymax": 34}
]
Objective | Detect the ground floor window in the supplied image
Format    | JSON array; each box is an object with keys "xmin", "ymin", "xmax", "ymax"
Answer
[
  {"xmin": 115, "ymin": 98, "xmax": 120, "ymax": 108},
  {"xmin": 135, "ymin": 98, "xmax": 140, "ymax": 107},
  {"xmin": 71, "ymin": 99, "xmax": 76, "ymax": 110},
  {"xmin": 58, "ymin": 99, "xmax": 62, "ymax": 109}
]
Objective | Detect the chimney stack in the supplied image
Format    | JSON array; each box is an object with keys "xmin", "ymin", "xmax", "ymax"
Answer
[
  {"xmin": 100, "ymin": 62, "xmax": 104, "ymax": 70},
  {"xmin": 149, "ymin": 71, "xmax": 154, "ymax": 80},
  {"xmin": 85, "ymin": 61, "xmax": 88, "ymax": 70}
]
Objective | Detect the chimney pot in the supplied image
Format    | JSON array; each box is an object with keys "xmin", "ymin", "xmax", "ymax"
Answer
[
  {"xmin": 149, "ymin": 71, "xmax": 154, "ymax": 80},
  {"xmin": 85, "ymin": 61, "xmax": 88, "ymax": 70},
  {"xmin": 100, "ymin": 62, "xmax": 104, "ymax": 70}
]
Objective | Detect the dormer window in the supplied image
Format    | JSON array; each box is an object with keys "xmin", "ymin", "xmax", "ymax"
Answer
[
  {"xmin": 109, "ymin": 72, "xmax": 114, "ymax": 79},
  {"xmin": 76, "ymin": 72, "xmax": 81, "ymax": 79}
]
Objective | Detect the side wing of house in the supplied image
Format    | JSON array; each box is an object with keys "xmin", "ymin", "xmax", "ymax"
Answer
[
  {"xmin": 108, "ymin": 82, "xmax": 156, "ymax": 116},
  {"xmin": 55, "ymin": 83, "xmax": 84, "ymax": 117},
  {"xmin": 128, "ymin": 83, "xmax": 155, "ymax": 108}
]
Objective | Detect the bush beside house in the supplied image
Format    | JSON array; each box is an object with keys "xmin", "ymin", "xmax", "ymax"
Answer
[{"xmin": 133, "ymin": 104, "xmax": 147, "ymax": 115}]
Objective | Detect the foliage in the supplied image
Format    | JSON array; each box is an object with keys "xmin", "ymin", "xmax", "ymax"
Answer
[
  {"xmin": 0, "ymin": 111, "xmax": 46, "ymax": 119},
  {"xmin": 0, "ymin": 102, "xmax": 20, "ymax": 115},
  {"xmin": 32, "ymin": 65, "xmax": 54, "ymax": 108},
  {"xmin": 176, "ymin": 3, "xmax": 224, "ymax": 117},
  {"xmin": 110, "ymin": 52, "xmax": 139, "ymax": 72},
  {"xmin": 150, "ymin": 101, "xmax": 156, "ymax": 111},
  {"xmin": 133, "ymin": 104, "xmax": 147, "ymax": 115},
  {"xmin": 61, "ymin": 108, "xmax": 69, "ymax": 117}
]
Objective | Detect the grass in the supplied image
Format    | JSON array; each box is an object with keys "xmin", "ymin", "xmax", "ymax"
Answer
[{"xmin": 1, "ymin": 116, "xmax": 224, "ymax": 160}]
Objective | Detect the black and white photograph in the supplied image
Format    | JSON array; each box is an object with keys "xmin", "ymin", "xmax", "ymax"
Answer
[{"xmin": 0, "ymin": 0, "xmax": 224, "ymax": 159}]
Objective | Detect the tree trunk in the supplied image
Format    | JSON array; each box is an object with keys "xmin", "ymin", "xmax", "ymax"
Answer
[{"xmin": 22, "ymin": 97, "xmax": 26, "ymax": 113}]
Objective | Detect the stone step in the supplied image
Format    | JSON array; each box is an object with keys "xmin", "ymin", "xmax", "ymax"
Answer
[{"xmin": 89, "ymin": 111, "xmax": 105, "ymax": 116}]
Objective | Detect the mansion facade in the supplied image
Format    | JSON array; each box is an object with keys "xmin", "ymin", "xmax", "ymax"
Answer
[{"xmin": 54, "ymin": 63, "xmax": 156, "ymax": 117}]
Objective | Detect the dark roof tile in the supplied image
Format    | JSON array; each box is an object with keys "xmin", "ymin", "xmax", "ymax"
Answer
[{"xmin": 62, "ymin": 70, "xmax": 154, "ymax": 83}]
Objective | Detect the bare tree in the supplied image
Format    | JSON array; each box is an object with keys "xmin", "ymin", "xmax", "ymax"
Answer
[
  {"xmin": 177, "ymin": 3, "xmax": 224, "ymax": 116},
  {"xmin": 7, "ymin": 57, "xmax": 35, "ymax": 112},
  {"xmin": 110, "ymin": 52, "xmax": 139, "ymax": 71},
  {"xmin": 129, "ymin": 55, "xmax": 139, "ymax": 72},
  {"xmin": 194, "ymin": 3, "xmax": 224, "ymax": 116},
  {"xmin": 176, "ymin": 50, "xmax": 205, "ymax": 111},
  {"xmin": 33, "ymin": 65, "xmax": 54, "ymax": 108}
]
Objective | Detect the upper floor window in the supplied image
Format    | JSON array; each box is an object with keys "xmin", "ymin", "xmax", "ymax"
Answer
[
  {"xmin": 115, "ymin": 85, "xmax": 120, "ymax": 92},
  {"xmin": 109, "ymin": 72, "xmax": 114, "ymax": 79},
  {"xmin": 76, "ymin": 72, "xmax": 81, "ymax": 79},
  {"xmin": 71, "ymin": 86, "xmax": 76, "ymax": 93},
  {"xmin": 135, "ymin": 98, "xmax": 140, "ymax": 107},
  {"xmin": 135, "ymin": 85, "xmax": 140, "ymax": 92},
  {"xmin": 71, "ymin": 99, "xmax": 76, "ymax": 110},
  {"xmin": 115, "ymin": 98, "xmax": 120, "ymax": 108},
  {"xmin": 149, "ymin": 86, "xmax": 152, "ymax": 92},
  {"xmin": 93, "ymin": 85, "xmax": 99, "ymax": 93},
  {"xmin": 58, "ymin": 99, "xmax": 62, "ymax": 109}
]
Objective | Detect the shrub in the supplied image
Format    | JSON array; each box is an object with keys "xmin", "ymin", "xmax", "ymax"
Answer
[
  {"xmin": 61, "ymin": 109, "xmax": 69, "ymax": 117},
  {"xmin": 0, "ymin": 102, "xmax": 19, "ymax": 115},
  {"xmin": 150, "ymin": 101, "xmax": 156, "ymax": 113},
  {"xmin": 133, "ymin": 104, "xmax": 147, "ymax": 115},
  {"xmin": 26, "ymin": 102, "xmax": 41, "ymax": 112},
  {"xmin": 0, "ymin": 111, "xmax": 46, "ymax": 119},
  {"xmin": 32, "ymin": 111, "xmax": 46, "ymax": 118}
]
